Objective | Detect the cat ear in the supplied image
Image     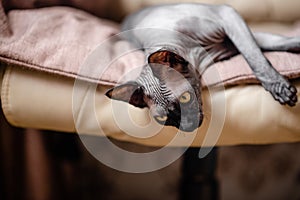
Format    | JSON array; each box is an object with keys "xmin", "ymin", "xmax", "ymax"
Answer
[
  {"xmin": 105, "ymin": 82, "xmax": 147, "ymax": 108},
  {"xmin": 148, "ymin": 51, "xmax": 190, "ymax": 79}
]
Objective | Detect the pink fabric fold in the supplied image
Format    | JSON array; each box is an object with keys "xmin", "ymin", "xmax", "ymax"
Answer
[
  {"xmin": 0, "ymin": 3, "xmax": 300, "ymax": 87},
  {"xmin": 203, "ymin": 52, "xmax": 300, "ymax": 87}
]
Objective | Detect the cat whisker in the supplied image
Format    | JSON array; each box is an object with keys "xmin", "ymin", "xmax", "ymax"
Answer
[
  {"xmin": 203, "ymin": 114, "xmax": 210, "ymax": 121},
  {"xmin": 178, "ymin": 131, "xmax": 186, "ymax": 137},
  {"xmin": 201, "ymin": 108, "xmax": 211, "ymax": 121}
]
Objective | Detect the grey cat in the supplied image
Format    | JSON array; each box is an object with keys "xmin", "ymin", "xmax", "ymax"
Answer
[{"xmin": 106, "ymin": 4, "xmax": 299, "ymax": 132}]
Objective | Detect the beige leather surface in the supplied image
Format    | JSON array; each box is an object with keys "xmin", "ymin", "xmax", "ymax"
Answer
[
  {"xmin": 2, "ymin": 66, "xmax": 300, "ymax": 147},
  {"xmin": 1, "ymin": 0, "xmax": 300, "ymax": 147}
]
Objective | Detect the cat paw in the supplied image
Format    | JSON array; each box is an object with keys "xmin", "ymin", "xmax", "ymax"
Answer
[{"xmin": 265, "ymin": 80, "xmax": 298, "ymax": 106}]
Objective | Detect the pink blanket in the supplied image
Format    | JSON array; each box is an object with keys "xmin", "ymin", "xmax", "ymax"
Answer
[{"xmin": 1, "ymin": 4, "xmax": 300, "ymax": 87}]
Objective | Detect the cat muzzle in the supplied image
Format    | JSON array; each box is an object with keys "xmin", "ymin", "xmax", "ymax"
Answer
[{"xmin": 179, "ymin": 113, "xmax": 203, "ymax": 132}]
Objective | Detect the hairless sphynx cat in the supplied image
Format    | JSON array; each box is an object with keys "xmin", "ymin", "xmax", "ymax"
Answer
[{"xmin": 106, "ymin": 4, "xmax": 299, "ymax": 132}]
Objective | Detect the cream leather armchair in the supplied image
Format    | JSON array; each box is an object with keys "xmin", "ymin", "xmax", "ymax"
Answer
[{"xmin": 1, "ymin": 0, "xmax": 300, "ymax": 147}]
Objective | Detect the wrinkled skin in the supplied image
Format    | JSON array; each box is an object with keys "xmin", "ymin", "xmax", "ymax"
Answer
[{"xmin": 106, "ymin": 3, "xmax": 299, "ymax": 132}]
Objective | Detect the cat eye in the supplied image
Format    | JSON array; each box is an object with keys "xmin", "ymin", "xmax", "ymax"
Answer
[
  {"xmin": 179, "ymin": 92, "xmax": 191, "ymax": 104},
  {"xmin": 155, "ymin": 115, "xmax": 168, "ymax": 122}
]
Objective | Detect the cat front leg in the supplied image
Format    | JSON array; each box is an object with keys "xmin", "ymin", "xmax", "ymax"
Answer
[{"xmin": 218, "ymin": 5, "xmax": 297, "ymax": 106}]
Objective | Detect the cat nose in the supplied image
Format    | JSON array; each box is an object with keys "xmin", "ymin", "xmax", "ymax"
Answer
[
  {"xmin": 179, "ymin": 122, "xmax": 195, "ymax": 132},
  {"xmin": 179, "ymin": 118, "xmax": 198, "ymax": 132},
  {"xmin": 179, "ymin": 113, "xmax": 203, "ymax": 132}
]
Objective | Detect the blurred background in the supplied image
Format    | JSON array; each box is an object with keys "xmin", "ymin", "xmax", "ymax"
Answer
[{"xmin": 1, "ymin": 100, "xmax": 300, "ymax": 200}]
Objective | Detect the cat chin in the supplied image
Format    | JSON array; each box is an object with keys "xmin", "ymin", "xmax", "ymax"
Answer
[
  {"xmin": 178, "ymin": 127, "xmax": 198, "ymax": 132},
  {"xmin": 178, "ymin": 122, "xmax": 201, "ymax": 132}
]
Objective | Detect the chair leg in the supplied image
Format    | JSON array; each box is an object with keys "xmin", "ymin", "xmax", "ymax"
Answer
[{"xmin": 180, "ymin": 147, "xmax": 219, "ymax": 200}]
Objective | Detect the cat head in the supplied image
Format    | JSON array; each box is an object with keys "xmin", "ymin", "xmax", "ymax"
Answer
[{"xmin": 105, "ymin": 51, "xmax": 203, "ymax": 132}]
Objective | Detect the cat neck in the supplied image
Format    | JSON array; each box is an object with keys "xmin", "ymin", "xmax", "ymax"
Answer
[{"xmin": 136, "ymin": 65, "xmax": 174, "ymax": 108}]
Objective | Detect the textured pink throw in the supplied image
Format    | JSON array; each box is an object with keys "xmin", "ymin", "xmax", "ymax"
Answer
[{"xmin": 0, "ymin": 3, "xmax": 300, "ymax": 87}]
